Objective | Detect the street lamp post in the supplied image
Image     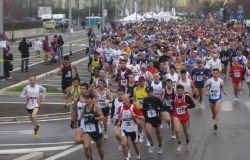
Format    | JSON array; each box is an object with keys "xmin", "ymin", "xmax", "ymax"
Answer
[
  {"xmin": 68, "ymin": 0, "xmax": 73, "ymax": 56},
  {"xmin": 0, "ymin": 0, "xmax": 4, "ymax": 79},
  {"xmin": 102, "ymin": 0, "xmax": 105, "ymax": 30}
]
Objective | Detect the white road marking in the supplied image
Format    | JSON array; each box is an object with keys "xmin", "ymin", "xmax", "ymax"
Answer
[
  {"xmin": 0, "ymin": 130, "xmax": 33, "ymax": 135},
  {"xmin": 45, "ymin": 79, "xmax": 61, "ymax": 82},
  {"xmin": 40, "ymin": 84, "xmax": 61, "ymax": 87},
  {"xmin": 0, "ymin": 118, "xmax": 70, "ymax": 125},
  {"xmin": 0, "ymin": 141, "xmax": 74, "ymax": 147},
  {"xmin": 221, "ymin": 101, "xmax": 234, "ymax": 111},
  {"xmin": 45, "ymin": 145, "xmax": 82, "ymax": 160},
  {"xmin": 78, "ymin": 44, "xmax": 88, "ymax": 47},
  {"xmin": 11, "ymin": 49, "xmax": 84, "ymax": 72},
  {"xmin": 0, "ymin": 145, "xmax": 72, "ymax": 154},
  {"xmin": 0, "ymin": 102, "xmax": 65, "ymax": 105}
]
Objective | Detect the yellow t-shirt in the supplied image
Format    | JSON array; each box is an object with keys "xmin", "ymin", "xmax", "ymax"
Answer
[{"xmin": 133, "ymin": 86, "xmax": 147, "ymax": 109}]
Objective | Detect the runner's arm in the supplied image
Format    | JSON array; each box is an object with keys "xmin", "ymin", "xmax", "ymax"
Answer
[
  {"xmin": 95, "ymin": 105, "xmax": 105, "ymax": 121},
  {"xmin": 107, "ymin": 89, "xmax": 113, "ymax": 102},
  {"xmin": 71, "ymin": 64, "xmax": 78, "ymax": 76},
  {"xmin": 39, "ymin": 85, "xmax": 46, "ymax": 99},
  {"xmin": 110, "ymin": 99, "xmax": 115, "ymax": 119},
  {"xmin": 133, "ymin": 106, "xmax": 145, "ymax": 121},
  {"xmin": 20, "ymin": 86, "xmax": 28, "ymax": 99},
  {"xmin": 185, "ymin": 95, "xmax": 195, "ymax": 109}
]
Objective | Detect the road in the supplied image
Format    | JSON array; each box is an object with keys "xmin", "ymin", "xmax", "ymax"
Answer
[
  {"xmin": 9, "ymin": 29, "xmax": 94, "ymax": 71},
  {"xmin": 0, "ymin": 63, "xmax": 250, "ymax": 160}
]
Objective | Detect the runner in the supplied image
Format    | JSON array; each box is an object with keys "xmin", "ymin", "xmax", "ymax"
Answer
[
  {"xmin": 177, "ymin": 69, "xmax": 192, "ymax": 96},
  {"xmin": 133, "ymin": 76, "xmax": 147, "ymax": 142},
  {"xmin": 205, "ymin": 69, "xmax": 227, "ymax": 130},
  {"xmin": 20, "ymin": 76, "xmax": 46, "ymax": 137},
  {"xmin": 118, "ymin": 94, "xmax": 145, "ymax": 160},
  {"xmin": 110, "ymin": 87, "xmax": 125, "ymax": 150},
  {"xmin": 129, "ymin": 58, "xmax": 141, "ymax": 77},
  {"xmin": 58, "ymin": 55, "xmax": 78, "ymax": 94},
  {"xmin": 74, "ymin": 83, "xmax": 88, "ymax": 144},
  {"xmin": 206, "ymin": 53, "xmax": 222, "ymax": 73},
  {"xmin": 161, "ymin": 79, "xmax": 175, "ymax": 139},
  {"xmin": 93, "ymin": 69, "xmax": 112, "ymax": 89},
  {"xmin": 229, "ymin": 59, "xmax": 244, "ymax": 101},
  {"xmin": 81, "ymin": 92, "xmax": 105, "ymax": 160},
  {"xmin": 116, "ymin": 59, "xmax": 131, "ymax": 89},
  {"xmin": 219, "ymin": 45, "xmax": 230, "ymax": 80},
  {"xmin": 165, "ymin": 65, "xmax": 179, "ymax": 90},
  {"xmin": 173, "ymin": 84, "xmax": 195, "ymax": 152},
  {"xmin": 94, "ymin": 79, "xmax": 113, "ymax": 139},
  {"xmin": 142, "ymin": 86, "xmax": 163, "ymax": 154},
  {"xmin": 246, "ymin": 60, "xmax": 250, "ymax": 96},
  {"xmin": 150, "ymin": 72, "xmax": 165, "ymax": 98},
  {"xmin": 65, "ymin": 77, "xmax": 81, "ymax": 128},
  {"xmin": 191, "ymin": 60, "xmax": 207, "ymax": 107}
]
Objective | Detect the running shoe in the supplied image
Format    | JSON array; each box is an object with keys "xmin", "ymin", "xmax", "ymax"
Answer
[
  {"xmin": 146, "ymin": 139, "xmax": 150, "ymax": 147},
  {"xmin": 139, "ymin": 133, "xmax": 144, "ymax": 142},
  {"xmin": 148, "ymin": 145, "xmax": 155, "ymax": 153},
  {"xmin": 213, "ymin": 124, "xmax": 218, "ymax": 131},
  {"xmin": 176, "ymin": 144, "xmax": 182, "ymax": 152},
  {"xmin": 157, "ymin": 147, "xmax": 163, "ymax": 154},
  {"xmin": 186, "ymin": 144, "xmax": 190, "ymax": 152},
  {"xmin": 104, "ymin": 133, "xmax": 108, "ymax": 140},
  {"xmin": 136, "ymin": 155, "xmax": 141, "ymax": 160},
  {"xmin": 171, "ymin": 133, "xmax": 176, "ymax": 139}
]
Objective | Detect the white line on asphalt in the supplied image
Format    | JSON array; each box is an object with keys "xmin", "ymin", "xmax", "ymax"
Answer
[
  {"xmin": 11, "ymin": 49, "xmax": 84, "ymax": 72},
  {"xmin": 0, "ymin": 118, "xmax": 70, "ymax": 125},
  {"xmin": 221, "ymin": 101, "xmax": 234, "ymax": 111},
  {"xmin": 0, "ymin": 145, "xmax": 72, "ymax": 154},
  {"xmin": 0, "ymin": 141, "xmax": 74, "ymax": 147},
  {"xmin": 0, "ymin": 130, "xmax": 34, "ymax": 135},
  {"xmin": 40, "ymin": 84, "xmax": 61, "ymax": 87},
  {"xmin": 0, "ymin": 102, "xmax": 65, "ymax": 105},
  {"xmin": 45, "ymin": 145, "xmax": 82, "ymax": 160},
  {"xmin": 45, "ymin": 79, "xmax": 61, "ymax": 82}
]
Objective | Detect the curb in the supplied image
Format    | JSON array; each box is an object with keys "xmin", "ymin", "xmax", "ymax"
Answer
[
  {"xmin": 13, "ymin": 152, "xmax": 44, "ymax": 160},
  {"xmin": 0, "ymin": 112, "xmax": 70, "ymax": 123},
  {"xmin": 0, "ymin": 56, "xmax": 89, "ymax": 95}
]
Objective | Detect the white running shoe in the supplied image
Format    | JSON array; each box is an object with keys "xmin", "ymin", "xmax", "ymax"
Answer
[
  {"xmin": 146, "ymin": 139, "xmax": 150, "ymax": 147},
  {"xmin": 160, "ymin": 124, "xmax": 163, "ymax": 128},
  {"xmin": 157, "ymin": 147, "xmax": 163, "ymax": 154},
  {"xmin": 136, "ymin": 155, "xmax": 141, "ymax": 160},
  {"xmin": 139, "ymin": 133, "xmax": 144, "ymax": 142},
  {"xmin": 148, "ymin": 145, "xmax": 155, "ymax": 153},
  {"xmin": 91, "ymin": 140, "xmax": 95, "ymax": 144},
  {"xmin": 171, "ymin": 133, "xmax": 176, "ymax": 139},
  {"xmin": 176, "ymin": 144, "xmax": 182, "ymax": 152},
  {"xmin": 235, "ymin": 98, "xmax": 238, "ymax": 101},
  {"xmin": 104, "ymin": 133, "xmax": 108, "ymax": 140}
]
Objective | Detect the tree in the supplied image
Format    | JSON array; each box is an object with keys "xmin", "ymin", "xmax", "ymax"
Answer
[{"xmin": 116, "ymin": 0, "xmax": 128, "ymax": 17}]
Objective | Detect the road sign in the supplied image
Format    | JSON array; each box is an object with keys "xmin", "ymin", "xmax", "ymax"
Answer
[
  {"xmin": 103, "ymin": 9, "xmax": 107, "ymax": 17},
  {"xmin": 0, "ymin": 33, "xmax": 7, "ymax": 48}
]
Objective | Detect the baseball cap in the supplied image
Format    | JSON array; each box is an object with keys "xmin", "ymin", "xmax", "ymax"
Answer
[{"xmin": 84, "ymin": 92, "xmax": 94, "ymax": 98}]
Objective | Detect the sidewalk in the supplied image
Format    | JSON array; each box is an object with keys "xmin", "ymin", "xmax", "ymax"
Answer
[{"xmin": 0, "ymin": 50, "xmax": 88, "ymax": 90}]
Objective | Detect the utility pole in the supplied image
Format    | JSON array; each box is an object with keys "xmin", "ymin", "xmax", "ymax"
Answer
[
  {"xmin": 0, "ymin": 0, "xmax": 4, "ymax": 79},
  {"xmin": 102, "ymin": 0, "xmax": 105, "ymax": 29},
  {"xmin": 68, "ymin": 0, "xmax": 73, "ymax": 56}
]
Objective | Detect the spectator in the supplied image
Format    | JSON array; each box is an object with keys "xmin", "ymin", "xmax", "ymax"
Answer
[
  {"xmin": 33, "ymin": 38, "xmax": 42, "ymax": 58},
  {"xmin": 18, "ymin": 37, "xmax": 32, "ymax": 72},
  {"xmin": 88, "ymin": 28, "xmax": 96, "ymax": 48},
  {"xmin": 3, "ymin": 45, "xmax": 13, "ymax": 80},
  {"xmin": 43, "ymin": 35, "xmax": 50, "ymax": 65},
  {"xmin": 57, "ymin": 35, "xmax": 64, "ymax": 57}
]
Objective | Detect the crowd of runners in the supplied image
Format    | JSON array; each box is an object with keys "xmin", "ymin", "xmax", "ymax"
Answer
[{"xmin": 20, "ymin": 17, "xmax": 250, "ymax": 160}]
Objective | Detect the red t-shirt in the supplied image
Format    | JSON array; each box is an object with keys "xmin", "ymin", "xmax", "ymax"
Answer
[
  {"xmin": 118, "ymin": 104, "xmax": 143, "ymax": 116},
  {"xmin": 229, "ymin": 65, "xmax": 244, "ymax": 83},
  {"xmin": 147, "ymin": 67, "xmax": 158, "ymax": 74}
]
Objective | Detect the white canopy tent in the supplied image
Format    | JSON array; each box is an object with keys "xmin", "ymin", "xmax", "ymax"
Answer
[
  {"xmin": 143, "ymin": 12, "xmax": 157, "ymax": 19},
  {"xmin": 154, "ymin": 11, "xmax": 172, "ymax": 20},
  {"xmin": 120, "ymin": 12, "xmax": 145, "ymax": 22}
]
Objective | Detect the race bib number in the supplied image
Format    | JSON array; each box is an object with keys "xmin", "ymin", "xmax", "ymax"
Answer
[
  {"xmin": 196, "ymin": 75, "xmax": 203, "ymax": 81},
  {"xmin": 210, "ymin": 90, "xmax": 219, "ymax": 99},
  {"xmin": 106, "ymin": 55, "xmax": 111, "ymax": 62},
  {"xmin": 99, "ymin": 100, "xmax": 106, "ymax": 108},
  {"xmin": 65, "ymin": 71, "xmax": 72, "ymax": 78},
  {"xmin": 165, "ymin": 100, "xmax": 172, "ymax": 106},
  {"xmin": 133, "ymin": 71, "xmax": 139, "ymax": 77},
  {"xmin": 173, "ymin": 82, "xmax": 176, "ymax": 88},
  {"xmin": 234, "ymin": 71, "xmax": 240, "ymax": 78},
  {"xmin": 176, "ymin": 107, "xmax": 185, "ymax": 115},
  {"xmin": 121, "ymin": 79, "xmax": 127, "ymax": 86},
  {"xmin": 147, "ymin": 109, "xmax": 157, "ymax": 118},
  {"xmin": 85, "ymin": 124, "xmax": 96, "ymax": 132}
]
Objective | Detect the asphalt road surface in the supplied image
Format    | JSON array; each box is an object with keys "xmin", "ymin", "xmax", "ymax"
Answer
[
  {"xmin": 9, "ymin": 29, "xmax": 95, "ymax": 71},
  {"xmin": 0, "ymin": 79, "xmax": 250, "ymax": 160}
]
